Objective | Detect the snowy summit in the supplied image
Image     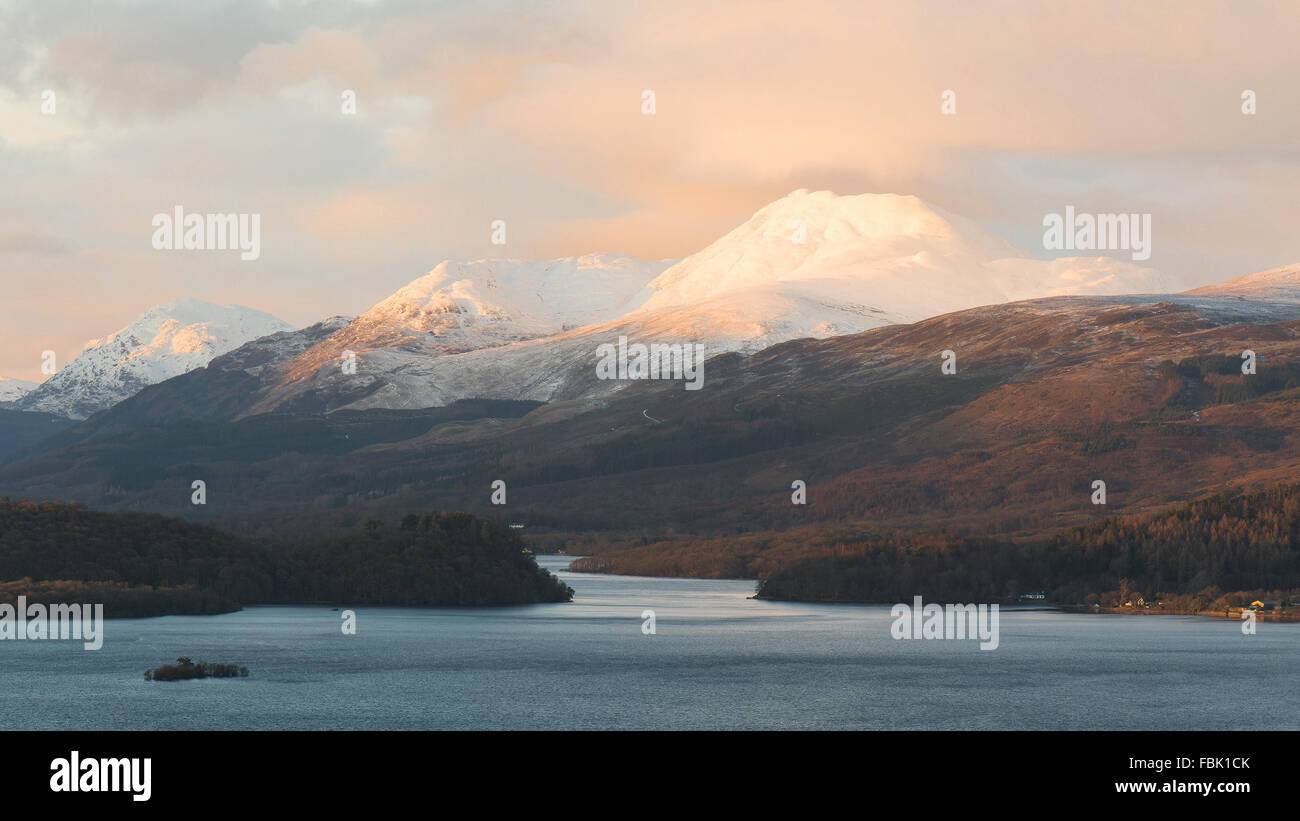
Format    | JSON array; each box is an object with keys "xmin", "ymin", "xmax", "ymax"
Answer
[{"xmin": 16, "ymin": 299, "xmax": 292, "ymax": 419}]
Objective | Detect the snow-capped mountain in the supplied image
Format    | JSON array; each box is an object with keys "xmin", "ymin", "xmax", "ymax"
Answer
[
  {"xmin": 20, "ymin": 191, "xmax": 1194, "ymax": 420},
  {"xmin": 241, "ymin": 254, "xmax": 672, "ymax": 414},
  {"xmin": 0, "ymin": 377, "xmax": 38, "ymax": 404},
  {"xmin": 312, "ymin": 253, "xmax": 671, "ymax": 356},
  {"xmin": 16, "ymin": 299, "xmax": 293, "ymax": 419},
  {"xmin": 240, "ymin": 189, "xmax": 1180, "ymax": 413},
  {"xmin": 626, "ymin": 189, "xmax": 1177, "ymax": 351}
]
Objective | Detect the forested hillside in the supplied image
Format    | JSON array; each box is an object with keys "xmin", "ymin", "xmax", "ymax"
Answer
[{"xmin": 752, "ymin": 483, "xmax": 1300, "ymax": 603}]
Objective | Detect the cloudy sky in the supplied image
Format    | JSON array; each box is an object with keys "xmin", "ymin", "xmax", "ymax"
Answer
[{"xmin": 2, "ymin": 0, "xmax": 1298, "ymax": 382}]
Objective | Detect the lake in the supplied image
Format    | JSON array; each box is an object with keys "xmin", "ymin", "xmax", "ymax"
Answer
[{"xmin": 1, "ymin": 556, "xmax": 1295, "ymax": 730}]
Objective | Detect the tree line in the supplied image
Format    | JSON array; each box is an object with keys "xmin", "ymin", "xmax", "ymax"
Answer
[
  {"xmin": 756, "ymin": 483, "xmax": 1300, "ymax": 603},
  {"xmin": 0, "ymin": 499, "xmax": 573, "ymax": 616}
]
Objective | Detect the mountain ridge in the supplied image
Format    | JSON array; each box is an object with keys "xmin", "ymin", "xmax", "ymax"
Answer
[
  {"xmin": 7, "ymin": 191, "xmax": 1292, "ymax": 424},
  {"xmin": 223, "ymin": 189, "xmax": 1189, "ymax": 416}
]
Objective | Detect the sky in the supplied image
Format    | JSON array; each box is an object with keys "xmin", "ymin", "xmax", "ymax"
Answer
[{"xmin": 2, "ymin": 0, "xmax": 1299, "ymax": 382}]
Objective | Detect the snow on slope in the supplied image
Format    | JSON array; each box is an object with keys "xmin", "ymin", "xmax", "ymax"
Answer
[
  {"xmin": 0, "ymin": 377, "xmax": 38, "ymax": 404},
  {"xmin": 17, "ymin": 299, "xmax": 292, "ymax": 419},
  {"xmin": 245, "ymin": 190, "xmax": 1183, "ymax": 414},
  {"xmin": 628, "ymin": 189, "xmax": 1177, "ymax": 351},
  {"xmin": 1183, "ymin": 264, "xmax": 1300, "ymax": 303},
  {"xmin": 240, "ymin": 254, "xmax": 671, "ymax": 414},
  {"xmin": 343, "ymin": 253, "xmax": 670, "ymax": 352}
]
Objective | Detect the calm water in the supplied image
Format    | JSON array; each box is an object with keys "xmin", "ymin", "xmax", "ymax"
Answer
[{"xmin": 1, "ymin": 556, "xmax": 1296, "ymax": 730}]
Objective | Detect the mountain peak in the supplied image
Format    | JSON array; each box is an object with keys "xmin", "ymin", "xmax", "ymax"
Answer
[
  {"xmin": 354, "ymin": 253, "xmax": 673, "ymax": 346},
  {"xmin": 18, "ymin": 301, "xmax": 293, "ymax": 419},
  {"xmin": 638, "ymin": 190, "xmax": 1020, "ymax": 321},
  {"xmin": 731, "ymin": 188, "xmax": 1012, "ymax": 251},
  {"xmin": 603, "ymin": 188, "xmax": 1179, "ymax": 354}
]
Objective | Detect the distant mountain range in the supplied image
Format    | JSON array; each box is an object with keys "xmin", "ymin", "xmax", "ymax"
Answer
[
  {"xmin": 222, "ymin": 190, "xmax": 1182, "ymax": 416},
  {"xmin": 0, "ymin": 190, "xmax": 1181, "ymax": 421}
]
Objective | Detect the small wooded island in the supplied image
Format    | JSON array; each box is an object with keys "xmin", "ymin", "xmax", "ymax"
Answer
[
  {"xmin": 0, "ymin": 500, "xmax": 574, "ymax": 616},
  {"xmin": 146, "ymin": 657, "xmax": 248, "ymax": 681}
]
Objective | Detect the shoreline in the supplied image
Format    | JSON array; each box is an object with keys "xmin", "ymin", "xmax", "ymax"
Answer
[{"xmin": 1059, "ymin": 604, "xmax": 1300, "ymax": 622}]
